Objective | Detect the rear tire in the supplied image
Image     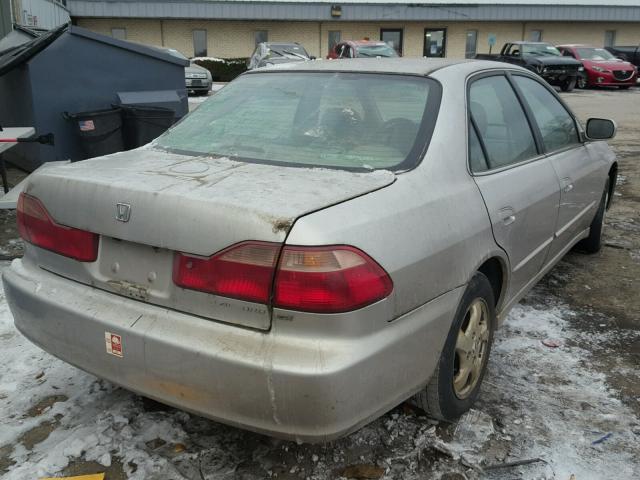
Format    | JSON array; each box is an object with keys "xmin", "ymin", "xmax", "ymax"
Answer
[
  {"xmin": 415, "ymin": 273, "xmax": 496, "ymax": 421},
  {"xmin": 576, "ymin": 179, "xmax": 609, "ymax": 254}
]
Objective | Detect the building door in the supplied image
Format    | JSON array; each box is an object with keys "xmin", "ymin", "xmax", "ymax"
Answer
[
  {"xmin": 424, "ymin": 28, "xmax": 447, "ymax": 57},
  {"xmin": 465, "ymin": 30, "xmax": 478, "ymax": 58},
  {"xmin": 381, "ymin": 29, "xmax": 403, "ymax": 56},
  {"xmin": 193, "ymin": 29, "xmax": 207, "ymax": 57}
]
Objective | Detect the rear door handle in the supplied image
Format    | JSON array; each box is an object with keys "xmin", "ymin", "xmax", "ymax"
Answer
[
  {"xmin": 499, "ymin": 206, "xmax": 516, "ymax": 226},
  {"xmin": 562, "ymin": 177, "xmax": 574, "ymax": 193}
]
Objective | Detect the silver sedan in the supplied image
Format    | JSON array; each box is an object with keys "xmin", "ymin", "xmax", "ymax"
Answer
[{"xmin": 3, "ymin": 58, "xmax": 617, "ymax": 442}]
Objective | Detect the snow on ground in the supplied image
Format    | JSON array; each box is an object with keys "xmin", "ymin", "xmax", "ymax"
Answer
[{"xmin": 0, "ymin": 260, "xmax": 639, "ymax": 479}]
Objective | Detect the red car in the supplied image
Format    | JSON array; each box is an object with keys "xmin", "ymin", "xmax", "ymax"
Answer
[
  {"xmin": 558, "ymin": 44, "xmax": 637, "ymax": 89},
  {"xmin": 327, "ymin": 40, "xmax": 399, "ymax": 59}
]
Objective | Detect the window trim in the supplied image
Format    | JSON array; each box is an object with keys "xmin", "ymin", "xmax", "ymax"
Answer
[
  {"xmin": 380, "ymin": 28, "xmax": 404, "ymax": 56},
  {"xmin": 466, "ymin": 70, "xmax": 543, "ymax": 175},
  {"xmin": 423, "ymin": 28, "xmax": 447, "ymax": 58},
  {"xmin": 508, "ymin": 71, "xmax": 584, "ymax": 155},
  {"xmin": 466, "ymin": 69, "xmax": 586, "ymax": 176}
]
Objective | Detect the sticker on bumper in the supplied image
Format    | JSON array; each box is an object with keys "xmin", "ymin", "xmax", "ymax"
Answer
[{"xmin": 105, "ymin": 332, "xmax": 123, "ymax": 358}]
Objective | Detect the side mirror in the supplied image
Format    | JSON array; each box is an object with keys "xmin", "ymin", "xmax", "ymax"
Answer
[{"xmin": 585, "ymin": 118, "xmax": 617, "ymax": 140}]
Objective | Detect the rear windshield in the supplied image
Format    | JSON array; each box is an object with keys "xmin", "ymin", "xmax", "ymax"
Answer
[
  {"xmin": 156, "ymin": 72, "xmax": 439, "ymax": 171},
  {"xmin": 357, "ymin": 44, "xmax": 398, "ymax": 58}
]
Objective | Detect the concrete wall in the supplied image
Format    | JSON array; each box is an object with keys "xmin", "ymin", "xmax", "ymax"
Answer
[{"xmin": 76, "ymin": 18, "xmax": 640, "ymax": 59}]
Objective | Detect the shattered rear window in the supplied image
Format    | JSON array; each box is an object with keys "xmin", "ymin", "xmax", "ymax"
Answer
[{"xmin": 156, "ymin": 72, "xmax": 440, "ymax": 171}]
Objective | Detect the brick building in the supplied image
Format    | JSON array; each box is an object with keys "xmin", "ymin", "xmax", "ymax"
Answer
[{"xmin": 66, "ymin": 0, "xmax": 640, "ymax": 59}]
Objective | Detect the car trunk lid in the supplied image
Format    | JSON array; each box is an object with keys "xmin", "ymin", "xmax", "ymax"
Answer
[{"xmin": 23, "ymin": 148, "xmax": 395, "ymax": 329}]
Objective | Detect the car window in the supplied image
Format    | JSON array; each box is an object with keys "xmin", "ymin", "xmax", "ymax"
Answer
[
  {"xmin": 468, "ymin": 122, "xmax": 489, "ymax": 173},
  {"xmin": 469, "ymin": 75, "xmax": 538, "ymax": 169},
  {"xmin": 156, "ymin": 72, "xmax": 438, "ymax": 171},
  {"xmin": 513, "ymin": 75, "xmax": 580, "ymax": 152}
]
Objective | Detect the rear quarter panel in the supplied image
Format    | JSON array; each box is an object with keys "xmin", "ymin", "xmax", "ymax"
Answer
[{"xmin": 286, "ymin": 69, "xmax": 506, "ymax": 321}]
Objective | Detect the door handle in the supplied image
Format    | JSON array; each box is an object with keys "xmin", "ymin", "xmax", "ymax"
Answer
[
  {"xmin": 562, "ymin": 177, "xmax": 574, "ymax": 193},
  {"xmin": 499, "ymin": 207, "xmax": 516, "ymax": 226}
]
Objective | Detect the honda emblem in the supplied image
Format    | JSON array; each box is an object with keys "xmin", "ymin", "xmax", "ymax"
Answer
[{"xmin": 116, "ymin": 203, "xmax": 131, "ymax": 222}]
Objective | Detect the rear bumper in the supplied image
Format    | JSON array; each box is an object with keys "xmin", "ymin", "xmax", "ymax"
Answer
[{"xmin": 3, "ymin": 259, "xmax": 460, "ymax": 442}]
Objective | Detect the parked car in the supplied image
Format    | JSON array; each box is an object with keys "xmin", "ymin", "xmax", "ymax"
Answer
[
  {"xmin": 185, "ymin": 62, "xmax": 213, "ymax": 95},
  {"xmin": 248, "ymin": 42, "xmax": 311, "ymax": 70},
  {"xmin": 558, "ymin": 45, "xmax": 637, "ymax": 89},
  {"xmin": 605, "ymin": 45, "xmax": 640, "ymax": 71},
  {"xmin": 4, "ymin": 58, "xmax": 617, "ymax": 442},
  {"xmin": 327, "ymin": 40, "xmax": 398, "ymax": 59},
  {"xmin": 476, "ymin": 42, "xmax": 583, "ymax": 91},
  {"xmin": 150, "ymin": 47, "xmax": 213, "ymax": 96}
]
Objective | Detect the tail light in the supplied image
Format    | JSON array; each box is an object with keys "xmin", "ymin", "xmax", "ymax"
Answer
[
  {"xmin": 173, "ymin": 242, "xmax": 392, "ymax": 313},
  {"xmin": 17, "ymin": 192, "xmax": 98, "ymax": 262},
  {"xmin": 274, "ymin": 246, "xmax": 393, "ymax": 313},
  {"xmin": 173, "ymin": 241, "xmax": 279, "ymax": 304}
]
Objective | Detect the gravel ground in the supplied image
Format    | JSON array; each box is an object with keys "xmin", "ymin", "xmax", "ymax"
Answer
[{"xmin": 0, "ymin": 87, "xmax": 639, "ymax": 480}]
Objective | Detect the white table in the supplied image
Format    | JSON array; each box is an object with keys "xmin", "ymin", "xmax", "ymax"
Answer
[{"xmin": 0, "ymin": 127, "xmax": 35, "ymax": 193}]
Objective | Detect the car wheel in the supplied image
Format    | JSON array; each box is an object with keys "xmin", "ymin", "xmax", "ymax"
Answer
[
  {"xmin": 560, "ymin": 77, "xmax": 576, "ymax": 92},
  {"xmin": 577, "ymin": 73, "xmax": 588, "ymax": 89},
  {"xmin": 415, "ymin": 272, "xmax": 496, "ymax": 421},
  {"xmin": 576, "ymin": 179, "xmax": 609, "ymax": 254}
]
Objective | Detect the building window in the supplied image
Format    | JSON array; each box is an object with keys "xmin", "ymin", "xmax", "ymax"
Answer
[
  {"xmin": 380, "ymin": 29, "xmax": 403, "ymax": 56},
  {"xmin": 111, "ymin": 28, "xmax": 126, "ymax": 40},
  {"xmin": 530, "ymin": 30, "xmax": 543, "ymax": 42},
  {"xmin": 604, "ymin": 30, "xmax": 616, "ymax": 47},
  {"xmin": 193, "ymin": 29, "xmax": 207, "ymax": 57},
  {"xmin": 255, "ymin": 30, "xmax": 268, "ymax": 46},
  {"xmin": 424, "ymin": 28, "xmax": 447, "ymax": 58},
  {"xmin": 465, "ymin": 30, "xmax": 478, "ymax": 58},
  {"xmin": 328, "ymin": 30, "xmax": 341, "ymax": 52}
]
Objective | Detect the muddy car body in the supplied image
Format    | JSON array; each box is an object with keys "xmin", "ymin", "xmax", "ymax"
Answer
[{"xmin": 3, "ymin": 59, "xmax": 617, "ymax": 442}]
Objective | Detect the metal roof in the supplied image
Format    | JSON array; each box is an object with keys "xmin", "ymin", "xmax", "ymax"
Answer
[
  {"xmin": 248, "ymin": 57, "xmax": 473, "ymax": 76},
  {"xmin": 67, "ymin": 0, "xmax": 640, "ymax": 21}
]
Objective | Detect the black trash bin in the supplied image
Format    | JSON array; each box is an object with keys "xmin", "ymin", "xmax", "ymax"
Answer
[
  {"xmin": 65, "ymin": 107, "xmax": 124, "ymax": 159},
  {"xmin": 121, "ymin": 105, "xmax": 176, "ymax": 149}
]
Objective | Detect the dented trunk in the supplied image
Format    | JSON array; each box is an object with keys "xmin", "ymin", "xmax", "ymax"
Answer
[{"xmin": 21, "ymin": 148, "xmax": 395, "ymax": 329}]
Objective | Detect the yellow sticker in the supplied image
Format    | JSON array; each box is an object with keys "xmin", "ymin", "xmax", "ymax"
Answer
[{"xmin": 40, "ymin": 474, "xmax": 105, "ymax": 480}]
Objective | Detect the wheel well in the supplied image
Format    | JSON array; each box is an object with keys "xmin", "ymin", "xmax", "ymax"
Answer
[
  {"xmin": 607, "ymin": 163, "xmax": 618, "ymax": 210},
  {"xmin": 477, "ymin": 258, "xmax": 504, "ymax": 307}
]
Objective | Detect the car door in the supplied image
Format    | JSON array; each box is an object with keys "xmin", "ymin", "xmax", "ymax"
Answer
[
  {"xmin": 468, "ymin": 73, "xmax": 561, "ymax": 301},
  {"xmin": 511, "ymin": 74, "xmax": 605, "ymax": 261}
]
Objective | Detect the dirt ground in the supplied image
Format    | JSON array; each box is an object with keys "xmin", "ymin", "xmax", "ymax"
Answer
[{"xmin": 0, "ymin": 87, "xmax": 639, "ymax": 480}]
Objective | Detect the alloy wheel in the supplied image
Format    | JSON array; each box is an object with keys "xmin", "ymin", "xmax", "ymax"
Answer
[{"xmin": 453, "ymin": 298, "xmax": 490, "ymax": 399}]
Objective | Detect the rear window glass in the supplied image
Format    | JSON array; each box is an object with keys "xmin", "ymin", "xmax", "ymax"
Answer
[{"xmin": 156, "ymin": 72, "xmax": 438, "ymax": 171}]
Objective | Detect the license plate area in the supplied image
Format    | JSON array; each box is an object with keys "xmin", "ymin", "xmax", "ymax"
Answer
[{"xmin": 97, "ymin": 237, "xmax": 173, "ymax": 301}]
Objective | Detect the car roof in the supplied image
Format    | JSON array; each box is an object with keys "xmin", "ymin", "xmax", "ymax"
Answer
[
  {"xmin": 349, "ymin": 40, "xmax": 387, "ymax": 46},
  {"xmin": 248, "ymin": 57, "xmax": 499, "ymax": 76},
  {"xmin": 511, "ymin": 41, "xmax": 551, "ymax": 45}
]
